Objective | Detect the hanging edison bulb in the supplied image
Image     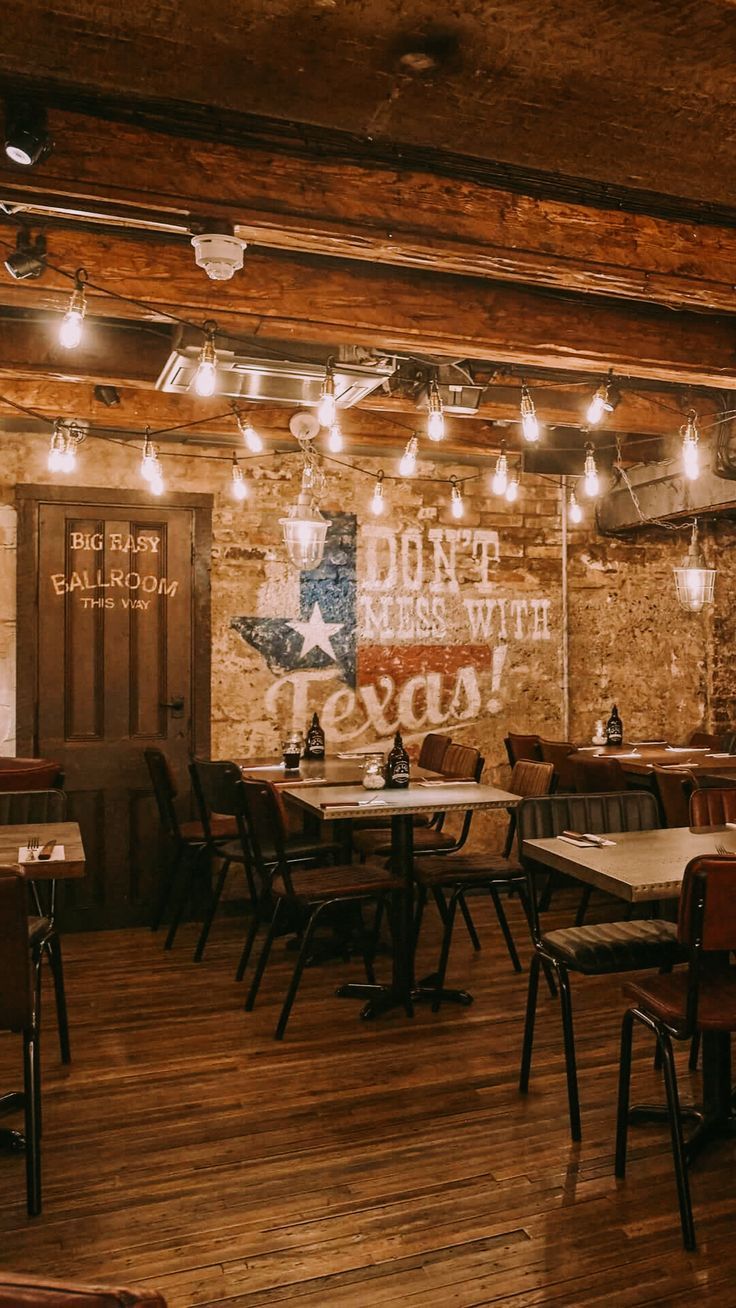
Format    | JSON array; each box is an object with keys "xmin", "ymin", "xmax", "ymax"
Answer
[
  {"xmin": 399, "ymin": 436, "xmax": 419, "ymax": 477},
  {"xmin": 492, "ymin": 448, "xmax": 508, "ymax": 496},
  {"xmin": 60, "ymin": 428, "xmax": 79, "ymax": 472},
  {"xmin": 236, "ymin": 412, "xmax": 263, "ymax": 452},
  {"xmin": 583, "ymin": 442, "xmax": 600, "ymax": 497},
  {"xmin": 427, "ymin": 377, "xmax": 445, "ymax": 442},
  {"xmin": 230, "ymin": 454, "xmax": 248, "ymax": 502},
  {"xmin": 586, "ymin": 379, "xmax": 614, "ymax": 425},
  {"xmin": 279, "ymin": 440, "xmax": 330, "ymax": 570},
  {"xmin": 317, "ymin": 365, "xmax": 337, "ymax": 428},
  {"xmin": 194, "ymin": 320, "xmax": 218, "ymax": 397},
  {"xmin": 681, "ymin": 412, "xmax": 700, "ymax": 482},
  {"xmin": 140, "ymin": 431, "xmax": 158, "ymax": 484},
  {"xmin": 370, "ymin": 470, "xmax": 386, "ymax": 516},
  {"xmin": 59, "ymin": 269, "xmax": 88, "ymax": 350},
  {"xmin": 450, "ymin": 477, "xmax": 464, "ymax": 519},
  {"xmin": 505, "ymin": 470, "xmax": 520, "ymax": 502},
  {"xmin": 569, "ymin": 487, "xmax": 583, "ymax": 523},
  {"xmin": 327, "ymin": 421, "xmax": 344, "ymax": 453},
  {"xmin": 673, "ymin": 521, "xmax": 716, "ymax": 612},
  {"xmin": 47, "ymin": 421, "xmax": 66, "ymax": 472},
  {"xmin": 520, "ymin": 383, "xmax": 540, "ymax": 443}
]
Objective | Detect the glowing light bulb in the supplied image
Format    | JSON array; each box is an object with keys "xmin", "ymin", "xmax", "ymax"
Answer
[
  {"xmin": 194, "ymin": 323, "xmax": 218, "ymax": 397},
  {"xmin": 569, "ymin": 489, "xmax": 583, "ymax": 523},
  {"xmin": 681, "ymin": 413, "xmax": 700, "ymax": 482},
  {"xmin": 231, "ymin": 457, "xmax": 248, "ymax": 501},
  {"xmin": 371, "ymin": 473, "xmax": 385, "ymax": 516},
  {"xmin": 58, "ymin": 272, "xmax": 87, "ymax": 350},
  {"xmin": 520, "ymin": 384, "xmax": 540, "ymax": 443},
  {"xmin": 586, "ymin": 382, "xmax": 613, "ymax": 426},
  {"xmin": 60, "ymin": 438, "xmax": 77, "ymax": 473},
  {"xmin": 47, "ymin": 423, "xmax": 66, "ymax": 472},
  {"xmin": 327, "ymin": 422, "xmax": 343, "ymax": 453},
  {"xmin": 237, "ymin": 415, "xmax": 263, "ymax": 453},
  {"xmin": 450, "ymin": 480, "xmax": 464, "ymax": 519},
  {"xmin": 399, "ymin": 436, "xmax": 418, "ymax": 477},
  {"xmin": 427, "ymin": 379, "xmax": 445, "ymax": 442},
  {"xmin": 491, "ymin": 451, "xmax": 508, "ymax": 496},
  {"xmin": 583, "ymin": 444, "xmax": 600, "ymax": 497},
  {"xmin": 505, "ymin": 473, "xmax": 520, "ymax": 503},
  {"xmin": 140, "ymin": 436, "xmax": 158, "ymax": 484},
  {"xmin": 317, "ymin": 369, "xmax": 336, "ymax": 428}
]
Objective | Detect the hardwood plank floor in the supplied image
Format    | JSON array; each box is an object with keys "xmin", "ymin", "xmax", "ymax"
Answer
[{"xmin": 1, "ymin": 890, "xmax": 735, "ymax": 1305}]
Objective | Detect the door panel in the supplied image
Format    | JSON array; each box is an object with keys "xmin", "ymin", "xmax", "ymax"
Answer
[{"xmin": 23, "ymin": 495, "xmax": 209, "ymax": 929}]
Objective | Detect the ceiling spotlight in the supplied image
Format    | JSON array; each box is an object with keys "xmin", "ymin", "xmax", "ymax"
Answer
[
  {"xmin": 3, "ymin": 229, "xmax": 45, "ymax": 280},
  {"xmin": 191, "ymin": 228, "xmax": 247, "ymax": 281},
  {"xmin": 93, "ymin": 385, "xmax": 120, "ymax": 407},
  {"xmin": 3, "ymin": 99, "xmax": 52, "ymax": 167}
]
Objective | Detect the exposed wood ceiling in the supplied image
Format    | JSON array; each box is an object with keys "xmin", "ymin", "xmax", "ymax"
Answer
[{"xmin": 0, "ymin": 5, "xmax": 733, "ymax": 476}]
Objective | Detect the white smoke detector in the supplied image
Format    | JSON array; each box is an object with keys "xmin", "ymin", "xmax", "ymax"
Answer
[{"xmin": 191, "ymin": 232, "xmax": 247, "ymax": 281}]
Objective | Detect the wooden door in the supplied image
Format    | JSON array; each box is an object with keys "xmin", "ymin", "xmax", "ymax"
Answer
[{"xmin": 17, "ymin": 486, "xmax": 211, "ymax": 929}]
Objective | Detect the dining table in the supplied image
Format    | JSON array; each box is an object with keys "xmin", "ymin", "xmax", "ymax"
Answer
[
  {"xmin": 239, "ymin": 756, "xmax": 444, "ymax": 787},
  {"xmin": 0, "ymin": 820, "xmax": 85, "ymax": 1154},
  {"xmin": 570, "ymin": 742, "xmax": 736, "ymax": 779},
  {"xmin": 282, "ymin": 779, "xmax": 520, "ymax": 1018},
  {"xmin": 522, "ymin": 821, "xmax": 736, "ymax": 1164}
]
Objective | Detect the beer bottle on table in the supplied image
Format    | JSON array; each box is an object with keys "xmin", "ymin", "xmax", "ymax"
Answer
[
  {"xmin": 304, "ymin": 712, "xmax": 326, "ymax": 759},
  {"xmin": 386, "ymin": 731, "xmax": 410, "ymax": 788},
  {"xmin": 605, "ymin": 704, "xmax": 623, "ymax": 746}
]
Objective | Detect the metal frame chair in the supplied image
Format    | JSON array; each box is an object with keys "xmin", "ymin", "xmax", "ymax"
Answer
[{"xmin": 0, "ymin": 868, "xmax": 42, "ymax": 1215}]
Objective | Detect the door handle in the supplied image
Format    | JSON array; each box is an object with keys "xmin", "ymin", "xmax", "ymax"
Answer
[{"xmin": 159, "ymin": 695, "xmax": 185, "ymax": 718}]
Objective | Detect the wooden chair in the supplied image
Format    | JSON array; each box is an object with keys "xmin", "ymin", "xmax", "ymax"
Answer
[
  {"xmin": 353, "ymin": 744, "xmax": 484, "ymax": 862},
  {"xmin": 690, "ymin": 785, "xmax": 736, "ymax": 826},
  {"xmin": 504, "ymin": 733, "xmax": 542, "ymax": 766},
  {"xmin": 687, "ymin": 730, "xmax": 722, "ymax": 750},
  {"xmin": 570, "ymin": 755, "xmax": 626, "ymax": 793},
  {"xmin": 239, "ymin": 778, "xmax": 405, "ymax": 1039},
  {"xmin": 615, "ymin": 854, "xmax": 736, "ymax": 1249},
  {"xmin": 0, "ymin": 867, "xmax": 42, "ymax": 1214},
  {"xmin": 0, "ymin": 789, "xmax": 70, "ymax": 1063},
  {"xmin": 539, "ymin": 739, "xmax": 577, "ymax": 792},
  {"xmin": 0, "ymin": 1272, "xmax": 166, "ymax": 1305},
  {"xmin": 517, "ymin": 791, "xmax": 683, "ymax": 1140},
  {"xmin": 651, "ymin": 765, "xmax": 693, "ymax": 828},
  {"xmin": 417, "ymin": 731, "xmax": 452, "ymax": 772},
  {"xmin": 413, "ymin": 760, "xmax": 554, "ymax": 1003}
]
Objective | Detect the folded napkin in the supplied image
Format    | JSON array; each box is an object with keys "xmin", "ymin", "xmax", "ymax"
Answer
[{"xmin": 19, "ymin": 845, "xmax": 65, "ymax": 862}]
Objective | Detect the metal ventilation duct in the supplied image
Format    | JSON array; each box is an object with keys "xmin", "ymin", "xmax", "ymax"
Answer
[{"xmin": 156, "ymin": 329, "xmax": 395, "ymax": 407}]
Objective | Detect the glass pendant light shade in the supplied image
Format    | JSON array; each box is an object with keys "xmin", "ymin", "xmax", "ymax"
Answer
[
  {"xmin": 280, "ymin": 490, "xmax": 330, "ymax": 570},
  {"xmin": 673, "ymin": 523, "xmax": 716, "ymax": 612}
]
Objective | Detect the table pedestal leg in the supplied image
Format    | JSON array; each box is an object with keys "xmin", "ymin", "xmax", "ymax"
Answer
[{"xmin": 629, "ymin": 1032, "xmax": 735, "ymax": 1166}]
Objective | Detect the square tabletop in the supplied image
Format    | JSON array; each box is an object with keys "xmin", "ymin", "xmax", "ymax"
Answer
[
  {"xmin": 570, "ymin": 744, "xmax": 736, "ymax": 777},
  {"xmin": 239, "ymin": 757, "xmax": 443, "ymax": 788},
  {"xmin": 522, "ymin": 825, "xmax": 736, "ymax": 903},
  {"xmin": 283, "ymin": 781, "xmax": 521, "ymax": 821},
  {"xmin": 0, "ymin": 822, "xmax": 86, "ymax": 880}
]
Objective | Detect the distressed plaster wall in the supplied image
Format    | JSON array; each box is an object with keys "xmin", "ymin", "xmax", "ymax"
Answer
[{"xmin": 0, "ymin": 429, "xmax": 722, "ymax": 824}]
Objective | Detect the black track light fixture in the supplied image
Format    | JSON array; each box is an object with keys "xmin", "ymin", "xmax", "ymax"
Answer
[
  {"xmin": 3, "ymin": 228, "xmax": 46, "ymax": 280},
  {"xmin": 3, "ymin": 98, "xmax": 53, "ymax": 167}
]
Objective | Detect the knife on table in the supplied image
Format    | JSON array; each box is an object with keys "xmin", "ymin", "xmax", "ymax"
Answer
[{"xmin": 37, "ymin": 840, "xmax": 56, "ymax": 861}]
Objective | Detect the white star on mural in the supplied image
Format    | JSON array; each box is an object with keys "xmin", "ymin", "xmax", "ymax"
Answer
[{"xmin": 288, "ymin": 602, "xmax": 343, "ymax": 661}]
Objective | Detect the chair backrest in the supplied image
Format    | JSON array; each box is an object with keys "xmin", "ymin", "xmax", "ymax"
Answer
[
  {"xmin": 441, "ymin": 743, "xmax": 482, "ymax": 781},
  {"xmin": 678, "ymin": 855, "xmax": 736, "ymax": 952},
  {"xmin": 0, "ymin": 867, "xmax": 34, "ymax": 1032},
  {"xmin": 144, "ymin": 747, "xmax": 181, "ymax": 840},
  {"xmin": 570, "ymin": 755, "xmax": 626, "ymax": 793},
  {"xmin": 239, "ymin": 778, "xmax": 290, "ymax": 881},
  {"xmin": 0, "ymin": 1272, "xmax": 166, "ymax": 1306},
  {"xmin": 510, "ymin": 759, "xmax": 555, "ymax": 800},
  {"xmin": 518, "ymin": 789, "xmax": 660, "ymax": 845},
  {"xmin": 688, "ymin": 730, "xmax": 722, "ymax": 750},
  {"xmin": 539, "ymin": 740, "xmax": 577, "ymax": 791},
  {"xmin": 689, "ymin": 786, "xmax": 736, "ymax": 828},
  {"xmin": 722, "ymin": 731, "xmax": 736, "ymax": 755},
  {"xmin": 0, "ymin": 761, "xmax": 62, "ymax": 792},
  {"xmin": 651, "ymin": 765, "xmax": 693, "ymax": 828},
  {"xmin": 504, "ymin": 733, "xmax": 542, "ymax": 766},
  {"xmin": 417, "ymin": 732, "xmax": 451, "ymax": 772},
  {"xmin": 0, "ymin": 790, "xmax": 66, "ymax": 825}
]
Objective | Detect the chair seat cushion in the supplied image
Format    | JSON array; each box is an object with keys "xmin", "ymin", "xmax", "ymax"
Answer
[
  {"xmin": 542, "ymin": 918, "xmax": 685, "ymax": 975},
  {"xmin": 414, "ymin": 853, "xmax": 522, "ymax": 887},
  {"xmin": 272, "ymin": 864, "xmax": 403, "ymax": 901},
  {"xmin": 354, "ymin": 828, "xmax": 457, "ymax": 858},
  {"xmin": 624, "ymin": 966, "xmax": 736, "ymax": 1030},
  {"xmin": 179, "ymin": 815, "xmax": 238, "ymax": 842}
]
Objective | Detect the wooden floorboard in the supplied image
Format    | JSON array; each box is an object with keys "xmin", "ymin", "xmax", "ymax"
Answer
[{"xmin": 1, "ymin": 890, "xmax": 735, "ymax": 1305}]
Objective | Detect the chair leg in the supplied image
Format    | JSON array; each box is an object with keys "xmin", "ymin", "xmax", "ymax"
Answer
[
  {"xmin": 658, "ymin": 1028, "xmax": 696, "ymax": 1251},
  {"xmin": 574, "ymin": 884, "xmax": 592, "ymax": 927},
  {"xmin": 235, "ymin": 907, "xmax": 262, "ymax": 982},
  {"xmin": 615, "ymin": 1008, "xmax": 635, "ymax": 1177},
  {"xmin": 558, "ymin": 967, "xmax": 582, "ymax": 1141},
  {"xmin": 538, "ymin": 874, "xmax": 554, "ymax": 913},
  {"xmin": 151, "ymin": 841, "xmax": 183, "ymax": 932},
  {"xmin": 44, "ymin": 934, "xmax": 71, "ymax": 1064},
  {"xmin": 23, "ymin": 1028, "xmax": 41, "ymax": 1216},
  {"xmin": 488, "ymin": 883, "xmax": 522, "ymax": 973},
  {"xmin": 432, "ymin": 889, "xmax": 459, "ymax": 1013},
  {"xmin": 165, "ymin": 845, "xmax": 204, "ymax": 950},
  {"xmin": 245, "ymin": 899, "xmax": 284, "ymax": 1011},
  {"xmin": 688, "ymin": 1032, "xmax": 701, "ymax": 1071},
  {"xmin": 193, "ymin": 857, "xmax": 231, "ymax": 962},
  {"xmin": 275, "ymin": 906, "xmax": 325, "ymax": 1041},
  {"xmin": 519, "ymin": 952, "xmax": 541, "ymax": 1093},
  {"xmin": 412, "ymin": 885, "xmax": 427, "ymax": 950},
  {"xmin": 454, "ymin": 891, "xmax": 481, "ymax": 952},
  {"xmin": 360, "ymin": 900, "xmax": 383, "ymax": 985}
]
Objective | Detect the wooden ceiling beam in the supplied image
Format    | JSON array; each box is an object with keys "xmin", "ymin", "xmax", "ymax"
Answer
[
  {"xmin": 1, "ymin": 108, "xmax": 736, "ymax": 313},
  {"xmin": 1, "ymin": 224, "xmax": 736, "ymax": 389}
]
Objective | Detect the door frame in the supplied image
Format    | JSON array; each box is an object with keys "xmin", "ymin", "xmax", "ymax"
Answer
[{"xmin": 15, "ymin": 483, "xmax": 212, "ymax": 759}]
